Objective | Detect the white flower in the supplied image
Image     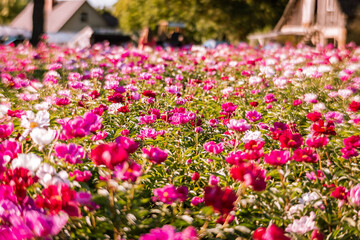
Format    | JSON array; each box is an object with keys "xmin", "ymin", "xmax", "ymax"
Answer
[
  {"xmin": 20, "ymin": 110, "xmax": 50, "ymax": 140},
  {"xmin": 285, "ymin": 212, "xmax": 316, "ymax": 234},
  {"xmin": 34, "ymin": 102, "xmax": 51, "ymax": 111},
  {"xmin": 36, "ymin": 163, "xmax": 70, "ymax": 187},
  {"xmin": 21, "ymin": 110, "xmax": 50, "ymax": 129},
  {"xmin": 0, "ymin": 104, "xmax": 10, "ymax": 118},
  {"xmin": 11, "ymin": 153, "xmax": 42, "ymax": 173},
  {"xmin": 288, "ymin": 204, "xmax": 305, "ymax": 218},
  {"xmin": 241, "ymin": 131, "xmax": 264, "ymax": 143},
  {"xmin": 299, "ymin": 192, "xmax": 322, "ymax": 207},
  {"xmin": 313, "ymin": 102, "xmax": 326, "ymax": 112},
  {"xmin": 30, "ymin": 127, "xmax": 56, "ymax": 147},
  {"xmin": 249, "ymin": 76, "xmax": 263, "ymax": 85},
  {"xmin": 338, "ymin": 89, "xmax": 353, "ymax": 99},
  {"xmin": 304, "ymin": 93, "xmax": 318, "ymax": 103}
]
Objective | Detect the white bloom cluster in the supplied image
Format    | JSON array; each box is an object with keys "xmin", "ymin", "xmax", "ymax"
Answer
[
  {"xmin": 285, "ymin": 212, "xmax": 316, "ymax": 234},
  {"xmin": 241, "ymin": 131, "xmax": 264, "ymax": 143}
]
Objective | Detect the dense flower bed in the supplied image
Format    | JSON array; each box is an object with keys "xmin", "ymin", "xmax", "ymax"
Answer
[{"xmin": 1, "ymin": 41, "xmax": 360, "ymax": 239}]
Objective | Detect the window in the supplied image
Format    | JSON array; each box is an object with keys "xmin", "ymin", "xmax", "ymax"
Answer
[
  {"xmin": 326, "ymin": 0, "xmax": 334, "ymax": 12},
  {"xmin": 81, "ymin": 12, "xmax": 88, "ymax": 22}
]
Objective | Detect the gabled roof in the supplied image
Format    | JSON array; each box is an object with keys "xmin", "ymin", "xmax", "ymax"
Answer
[{"xmin": 11, "ymin": 0, "xmax": 95, "ymax": 33}]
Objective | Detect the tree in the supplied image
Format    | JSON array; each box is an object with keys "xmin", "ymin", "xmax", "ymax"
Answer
[
  {"xmin": 113, "ymin": 0, "xmax": 288, "ymax": 43},
  {"xmin": 0, "ymin": 0, "xmax": 28, "ymax": 24},
  {"xmin": 30, "ymin": 0, "xmax": 44, "ymax": 46}
]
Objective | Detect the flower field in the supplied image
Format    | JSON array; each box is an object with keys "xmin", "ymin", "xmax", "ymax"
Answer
[{"xmin": 2, "ymin": 41, "xmax": 360, "ymax": 239}]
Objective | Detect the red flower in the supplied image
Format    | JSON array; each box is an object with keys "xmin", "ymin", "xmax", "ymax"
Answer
[
  {"xmin": 36, "ymin": 184, "xmax": 81, "ymax": 217},
  {"xmin": 142, "ymin": 90, "xmax": 157, "ymax": 98},
  {"xmin": 293, "ymin": 147, "xmax": 318, "ymax": 163},
  {"xmin": 204, "ymin": 186, "xmax": 237, "ymax": 214},
  {"xmin": 89, "ymin": 90, "xmax": 100, "ymax": 99},
  {"xmin": 312, "ymin": 119, "xmax": 336, "ymax": 136},
  {"xmin": 90, "ymin": 143, "xmax": 128, "ymax": 170},
  {"xmin": 279, "ymin": 130, "xmax": 303, "ymax": 149},
  {"xmin": 330, "ymin": 186, "xmax": 348, "ymax": 200},
  {"xmin": 250, "ymin": 101, "xmax": 259, "ymax": 107},
  {"xmin": 253, "ymin": 224, "xmax": 290, "ymax": 240},
  {"xmin": 230, "ymin": 163, "xmax": 267, "ymax": 191},
  {"xmin": 349, "ymin": 101, "xmax": 360, "ymax": 112},
  {"xmin": 311, "ymin": 229, "xmax": 324, "ymax": 240},
  {"xmin": 108, "ymin": 93, "xmax": 125, "ymax": 103},
  {"xmin": 1, "ymin": 167, "xmax": 37, "ymax": 200},
  {"xmin": 55, "ymin": 98, "xmax": 71, "ymax": 106},
  {"xmin": 307, "ymin": 111, "xmax": 322, "ymax": 122}
]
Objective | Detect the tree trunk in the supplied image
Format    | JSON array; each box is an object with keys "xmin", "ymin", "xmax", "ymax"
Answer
[{"xmin": 30, "ymin": 0, "xmax": 45, "ymax": 46}]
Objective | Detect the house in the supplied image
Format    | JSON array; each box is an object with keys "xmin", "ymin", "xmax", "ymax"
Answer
[
  {"xmin": 248, "ymin": 0, "xmax": 360, "ymax": 48},
  {"xmin": 10, "ymin": 0, "xmax": 130, "ymax": 46}
]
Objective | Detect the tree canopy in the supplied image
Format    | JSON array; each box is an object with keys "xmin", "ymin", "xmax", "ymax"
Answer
[
  {"xmin": 113, "ymin": 0, "xmax": 289, "ymax": 43},
  {"xmin": 0, "ymin": 0, "xmax": 28, "ymax": 24}
]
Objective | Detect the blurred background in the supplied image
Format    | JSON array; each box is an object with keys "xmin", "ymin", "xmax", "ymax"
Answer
[{"xmin": 1, "ymin": 0, "xmax": 359, "ymax": 48}]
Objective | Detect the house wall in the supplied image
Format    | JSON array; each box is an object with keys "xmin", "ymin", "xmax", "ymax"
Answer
[
  {"xmin": 283, "ymin": 0, "xmax": 304, "ymax": 26},
  {"xmin": 316, "ymin": 0, "xmax": 346, "ymax": 27},
  {"xmin": 60, "ymin": 3, "xmax": 109, "ymax": 32}
]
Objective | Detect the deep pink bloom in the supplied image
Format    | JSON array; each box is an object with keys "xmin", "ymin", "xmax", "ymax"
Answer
[
  {"xmin": 191, "ymin": 196, "xmax": 204, "ymax": 206},
  {"xmin": 139, "ymin": 114, "xmax": 157, "ymax": 124},
  {"xmin": 293, "ymin": 147, "xmax": 318, "ymax": 163},
  {"xmin": 253, "ymin": 224, "xmax": 290, "ymax": 240},
  {"xmin": 306, "ymin": 136, "xmax": 329, "ymax": 148},
  {"xmin": 293, "ymin": 99, "xmax": 303, "ymax": 106},
  {"xmin": 230, "ymin": 163, "xmax": 267, "ymax": 191},
  {"xmin": 54, "ymin": 143, "xmax": 85, "ymax": 164},
  {"xmin": 139, "ymin": 225, "xmax": 198, "ymax": 240},
  {"xmin": 69, "ymin": 170, "xmax": 92, "ymax": 182},
  {"xmin": 221, "ymin": 102, "xmax": 237, "ymax": 113},
  {"xmin": 114, "ymin": 161, "xmax": 142, "ymax": 182},
  {"xmin": 311, "ymin": 229, "xmax": 324, "ymax": 240},
  {"xmin": 90, "ymin": 143, "xmax": 128, "ymax": 170},
  {"xmin": 349, "ymin": 184, "xmax": 360, "ymax": 206},
  {"xmin": 115, "ymin": 136, "xmax": 139, "ymax": 153},
  {"xmin": 208, "ymin": 175, "xmax": 220, "ymax": 186},
  {"xmin": 279, "ymin": 130, "xmax": 303, "ymax": 149},
  {"xmin": 264, "ymin": 150, "xmax": 290, "ymax": 166},
  {"xmin": 264, "ymin": 93, "xmax": 277, "ymax": 103},
  {"xmin": 204, "ymin": 186, "xmax": 237, "ymax": 214},
  {"xmin": 246, "ymin": 110, "xmax": 262, "ymax": 122},
  {"xmin": 203, "ymin": 141, "xmax": 224, "ymax": 154},
  {"xmin": 152, "ymin": 185, "xmax": 188, "ymax": 204},
  {"xmin": 0, "ymin": 122, "xmax": 14, "ymax": 139},
  {"xmin": 142, "ymin": 146, "xmax": 168, "ymax": 164}
]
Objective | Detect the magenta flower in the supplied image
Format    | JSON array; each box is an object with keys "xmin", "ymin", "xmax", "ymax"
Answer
[
  {"xmin": 264, "ymin": 93, "xmax": 277, "ymax": 103},
  {"xmin": 139, "ymin": 225, "xmax": 198, "ymax": 240},
  {"xmin": 209, "ymin": 175, "xmax": 220, "ymax": 186},
  {"xmin": 293, "ymin": 147, "xmax": 318, "ymax": 163},
  {"xmin": 115, "ymin": 136, "xmax": 139, "ymax": 154},
  {"xmin": 246, "ymin": 110, "xmax": 262, "ymax": 122},
  {"xmin": 191, "ymin": 196, "xmax": 204, "ymax": 206},
  {"xmin": 54, "ymin": 143, "xmax": 85, "ymax": 164},
  {"xmin": 142, "ymin": 146, "xmax": 168, "ymax": 164},
  {"xmin": 0, "ymin": 122, "xmax": 14, "ymax": 139},
  {"xmin": 69, "ymin": 170, "xmax": 92, "ymax": 182},
  {"xmin": 114, "ymin": 161, "xmax": 142, "ymax": 182},
  {"xmin": 221, "ymin": 102, "xmax": 237, "ymax": 113},
  {"xmin": 264, "ymin": 150, "xmax": 290, "ymax": 166},
  {"xmin": 139, "ymin": 114, "xmax": 157, "ymax": 124},
  {"xmin": 152, "ymin": 184, "xmax": 188, "ymax": 204},
  {"xmin": 203, "ymin": 141, "xmax": 224, "ymax": 154},
  {"xmin": 227, "ymin": 119, "xmax": 251, "ymax": 132}
]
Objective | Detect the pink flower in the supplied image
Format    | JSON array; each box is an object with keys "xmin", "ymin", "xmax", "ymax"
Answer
[
  {"xmin": 246, "ymin": 110, "xmax": 262, "ymax": 122},
  {"xmin": 264, "ymin": 94, "xmax": 277, "ymax": 103},
  {"xmin": 209, "ymin": 175, "xmax": 220, "ymax": 186},
  {"xmin": 114, "ymin": 161, "xmax": 142, "ymax": 182},
  {"xmin": 230, "ymin": 163, "xmax": 267, "ymax": 191},
  {"xmin": 293, "ymin": 147, "xmax": 318, "ymax": 163},
  {"xmin": 306, "ymin": 136, "xmax": 329, "ymax": 148},
  {"xmin": 152, "ymin": 185, "xmax": 188, "ymax": 204},
  {"xmin": 90, "ymin": 143, "xmax": 128, "ymax": 170},
  {"xmin": 139, "ymin": 225, "xmax": 198, "ymax": 240},
  {"xmin": 293, "ymin": 99, "xmax": 303, "ymax": 106},
  {"xmin": 349, "ymin": 184, "xmax": 360, "ymax": 206},
  {"xmin": 253, "ymin": 224, "xmax": 290, "ymax": 240},
  {"xmin": 227, "ymin": 119, "xmax": 251, "ymax": 132},
  {"xmin": 69, "ymin": 170, "xmax": 92, "ymax": 182},
  {"xmin": 139, "ymin": 114, "xmax": 157, "ymax": 124},
  {"xmin": 115, "ymin": 136, "xmax": 139, "ymax": 154},
  {"xmin": 54, "ymin": 143, "xmax": 85, "ymax": 164},
  {"xmin": 209, "ymin": 119, "xmax": 219, "ymax": 128},
  {"xmin": 221, "ymin": 102, "xmax": 237, "ymax": 113},
  {"xmin": 142, "ymin": 146, "xmax": 168, "ymax": 164},
  {"xmin": 203, "ymin": 141, "xmax": 224, "ymax": 154},
  {"xmin": 264, "ymin": 150, "xmax": 290, "ymax": 166},
  {"xmin": 191, "ymin": 196, "xmax": 204, "ymax": 206},
  {"xmin": 0, "ymin": 122, "xmax": 14, "ymax": 139}
]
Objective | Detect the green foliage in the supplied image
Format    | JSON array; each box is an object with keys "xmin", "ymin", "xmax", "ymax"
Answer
[
  {"xmin": 113, "ymin": 0, "xmax": 288, "ymax": 43},
  {"xmin": 0, "ymin": 0, "xmax": 28, "ymax": 24}
]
